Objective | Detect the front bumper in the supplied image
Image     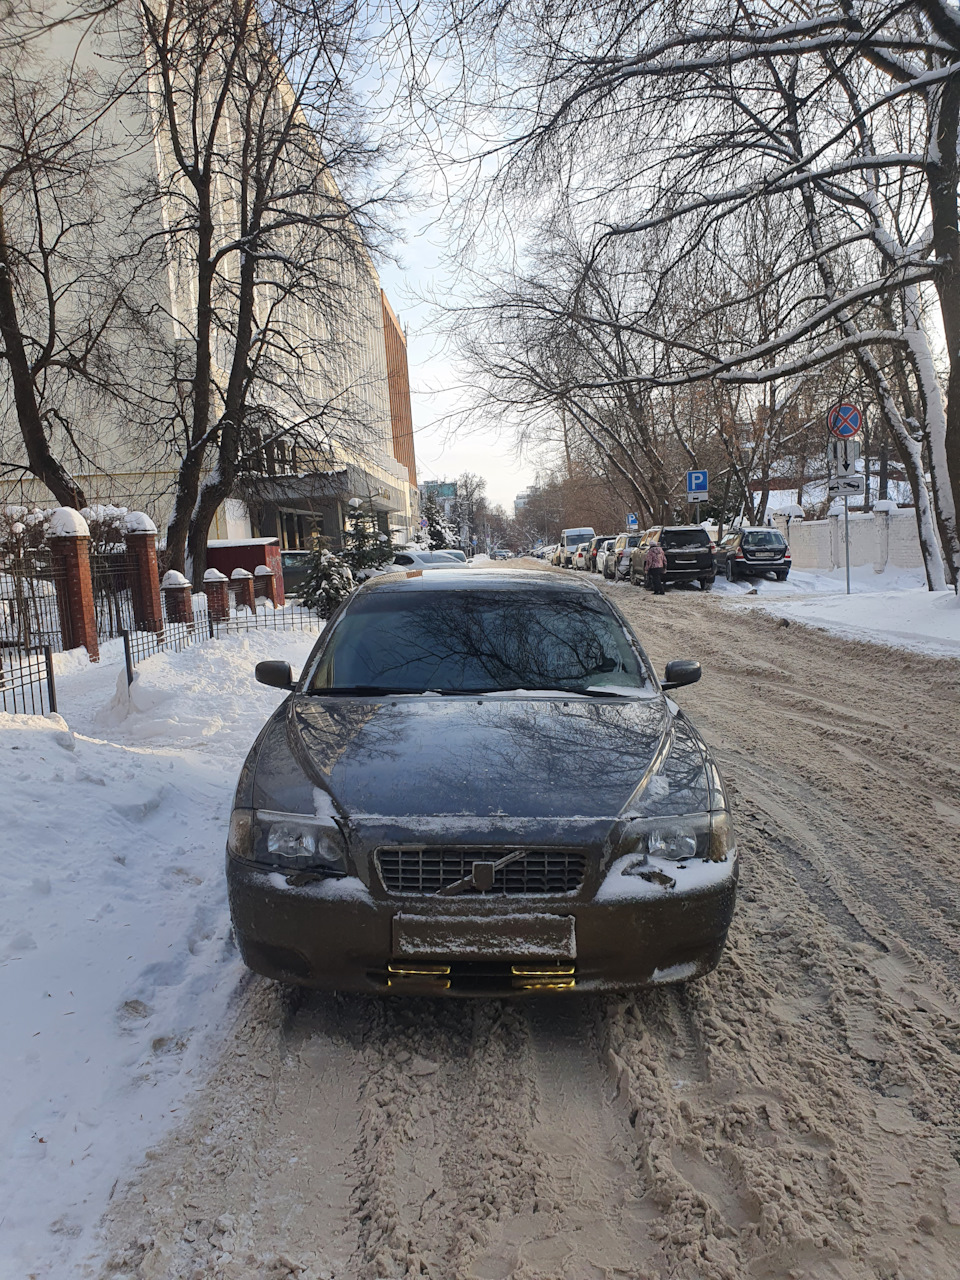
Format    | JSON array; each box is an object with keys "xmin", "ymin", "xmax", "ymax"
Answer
[{"xmin": 227, "ymin": 853, "xmax": 738, "ymax": 996}]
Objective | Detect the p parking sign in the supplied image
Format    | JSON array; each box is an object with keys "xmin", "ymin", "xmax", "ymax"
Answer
[{"xmin": 686, "ymin": 470, "xmax": 708, "ymax": 497}]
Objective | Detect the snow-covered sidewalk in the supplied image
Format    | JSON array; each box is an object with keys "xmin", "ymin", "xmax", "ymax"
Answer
[
  {"xmin": 0, "ymin": 629, "xmax": 320, "ymax": 1279},
  {"xmin": 713, "ymin": 565, "xmax": 960, "ymax": 657}
]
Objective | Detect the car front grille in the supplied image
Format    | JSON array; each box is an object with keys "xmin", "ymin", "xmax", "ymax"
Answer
[{"xmin": 375, "ymin": 848, "xmax": 587, "ymax": 896}]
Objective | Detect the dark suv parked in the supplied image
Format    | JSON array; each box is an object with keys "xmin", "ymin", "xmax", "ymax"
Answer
[
  {"xmin": 714, "ymin": 528, "xmax": 791, "ymax": 581},
  {"xmin": 630, "ymin": 527, "xmax": 715, "ymax": 591}
]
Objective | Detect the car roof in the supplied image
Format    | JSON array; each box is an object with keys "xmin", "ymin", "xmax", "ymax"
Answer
[{"xmin": 358, "ymin": 567, "xmax": 604, "ymax": 594}]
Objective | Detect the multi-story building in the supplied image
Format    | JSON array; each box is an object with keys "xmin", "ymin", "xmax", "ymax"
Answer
[
  {"xmin": 1, "ymin": 3, "xmax": 418, "ymax": 550},
  {"xmin": 420, "ymin": 479, "xmax": 457, "ymax": 522}
]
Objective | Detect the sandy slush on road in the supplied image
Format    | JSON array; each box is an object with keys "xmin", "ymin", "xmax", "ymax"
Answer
[{"xmin": 95, "ymin": 578, "xmax": 960, "ymax": 1280}]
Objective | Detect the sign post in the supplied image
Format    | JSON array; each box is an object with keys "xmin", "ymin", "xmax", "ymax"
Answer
[
  {"xmin": 826, "ymin": 404, "xmax": 863, "ymax": 595},
  {"xmin": 686, "ymin": 470, "xmax": 708, "ymax": 525}
]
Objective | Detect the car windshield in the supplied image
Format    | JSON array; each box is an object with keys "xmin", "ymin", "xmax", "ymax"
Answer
[
  {"xmin": 742, "ymin": 531, "xmax": 786, "ymax": 548},
  {"xmin": 565, "ymin": 533, "xmax": 591, "ymax": 546},
  {"xmin": 307, "ymin": 590, "xmax": 652, "ymax": 695},
  {"xmin": 661, "ymin": 529, "xmax": 710, "ymax": 548}
]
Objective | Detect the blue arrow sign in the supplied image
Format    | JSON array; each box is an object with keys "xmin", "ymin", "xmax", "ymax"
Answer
[{"xmin": 686, "ymin": 469, "xmax": 708, "ymax": 494}]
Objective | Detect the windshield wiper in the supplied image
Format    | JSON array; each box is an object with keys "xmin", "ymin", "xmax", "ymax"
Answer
[{"xmin": 311, "ymin": 685, "xmax": 432, "ymax": 696}]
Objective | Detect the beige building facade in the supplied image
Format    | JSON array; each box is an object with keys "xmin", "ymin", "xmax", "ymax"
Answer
[{"xmin": 1, "ymin": 2, "xmax": 418, "ymax": 549}]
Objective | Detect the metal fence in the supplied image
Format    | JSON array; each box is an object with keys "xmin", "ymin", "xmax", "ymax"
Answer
[
  {"xmin": 0, "ymin": 645, "xmax": 58, "ymax": 714},
  {"xmin": 89, "ymin": 548, "xmax": 138, "ymax": 640},
  {"xmin": 0, "ymin": 548, "xmax": 66, "ymax": 650},
  {"xmin": 122, "ymin": 599, "xmax": 324, "ymax": 685}
]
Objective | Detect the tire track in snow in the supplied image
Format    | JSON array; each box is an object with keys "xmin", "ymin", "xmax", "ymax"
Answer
[{"xmin": 462, "ymin": 999, "xmax": 657, "ymax": 1280}]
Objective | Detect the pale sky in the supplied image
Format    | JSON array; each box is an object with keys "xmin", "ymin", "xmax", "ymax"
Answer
[{"xmin": 377, "ymin": 216, "xmax": 540, "ymax": 515}]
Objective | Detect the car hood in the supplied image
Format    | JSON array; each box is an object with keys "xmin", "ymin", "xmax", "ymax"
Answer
[{"xmin": 283, "ymin": 693, "xmax": 672, "ymax": 821}]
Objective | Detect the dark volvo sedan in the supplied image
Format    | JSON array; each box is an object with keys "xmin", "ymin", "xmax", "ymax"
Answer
[{"xmin": 227, "ymin": 569, "xmax": 738, "ymax": 995}]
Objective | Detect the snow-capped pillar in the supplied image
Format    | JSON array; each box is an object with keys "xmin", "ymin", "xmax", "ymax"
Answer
[
  {"xmin": 254, "ymin": 564, "xmax": 278, "ymax": 608},
  {"xmin": 123, "ymin": 512, "xmax": 163, "ymax": 634},
  {"xmin": 203, "ymin": 568, "xmax": 230, "ymax": 622},
  {"xmin": 230, "ymin": 567, "xmax": 255, "ymax": 612},
  {"xmin": 48, "ymin": 507, "xmax": 99, "ymax": 661},
  {"xmin": 161, "ymin": 570, "xmax": 193, "ymax": 625}
]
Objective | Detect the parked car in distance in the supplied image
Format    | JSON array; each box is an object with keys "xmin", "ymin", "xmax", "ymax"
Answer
[
  {"xmin": 573, "ymin": 542, "xmax": 592, "ymax": 570},
  {"xmin": 630, "ymin": 527, "xmax": 715, "ymax": 591},
  {"xmin": 594, "ymin": 538, "xmax": 614, "ymax": 574},
  {"xmin": 714, "ymin": 527, "xmax": 791, "ymax": 581},
  {"xmin": 441, "ymin": 548, "xmax": 468, "ymax": 563},
  {"xmin": 586, "ymin": 535, "xmax": 614, "ymax": 572},
  {"xmin": 231, "ymin": 568, "xmax": 738, "ymax": 996},
  {"xmin": 559, "ymin": 526, "xmax": 596, "ymax": 567},
  {"xmin": 279, "ymin": 550, "xmax": 311, "ymax": 597},
  {"xmin": 603, "ymin": 533, "xmax": 643, "ymax": 580}
]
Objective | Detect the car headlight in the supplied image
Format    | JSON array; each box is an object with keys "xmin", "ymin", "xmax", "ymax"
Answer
[
  {"xmin": 622, "ymin": 812, "xmax": 733, "ymax": 864},
  {"xmin": 227, "ymin": 807, "xmax": 347, "ymax": 875}
]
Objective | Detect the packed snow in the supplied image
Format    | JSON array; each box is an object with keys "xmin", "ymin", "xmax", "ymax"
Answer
[
  {"xmin": 0, "ymin": 628, "xmax": 320, "ymax": 1279},
  {"xmin": 710, "ymin": 565, "xmax": 959, "ymax": 656},
  {"xmin": 603, "ymin": 561, "xmax": 958, "ymax": 657}
]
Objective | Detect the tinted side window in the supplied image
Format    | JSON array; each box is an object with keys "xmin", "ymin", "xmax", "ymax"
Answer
[{"xmin": 394, "ymin": 554, "xmax": 414, "ymax": 565}]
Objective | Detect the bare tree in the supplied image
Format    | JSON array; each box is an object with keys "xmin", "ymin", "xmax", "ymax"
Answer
[
  {"xmin": 425, "ymin": 0, "xmax": 960, "ymax": 588},
  {"xmin": 0, "ymin": 29, "xmax": 155, "ymax": 508},
  {"xmin": 120, "ymin": 0, "xmax": 397, "ymax": 581}
]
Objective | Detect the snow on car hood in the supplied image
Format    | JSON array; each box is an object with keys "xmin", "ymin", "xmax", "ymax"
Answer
[{"xmin": 282, "ymin": 693, "xmax": 675, "ymax": 821}]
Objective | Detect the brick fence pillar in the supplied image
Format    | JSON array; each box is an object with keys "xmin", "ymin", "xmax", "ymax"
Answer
[
  {"xmin": 48, "ymin": 507, "xmax": 99, "ymax": 661},
  {"xmin": 203, "ymin": 568, "xmax": 230, "ymax": 622},
  {"xmin": 254, "ymin": 565, "xmax": 278, "ymax": 607},
  {"xmin": 161, "ymin": 570, "xmax": 194, "ymax": 624},
  {"xmin": 231, "ymin": 567, "xmax": 256, "ymax": 612},
  {"xmin": 124, "ymin": 513, "xmax": 163, "ymax": 633}
]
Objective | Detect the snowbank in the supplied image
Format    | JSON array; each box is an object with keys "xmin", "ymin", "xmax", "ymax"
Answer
[
  {"xmin": 743, "ymin": 587, "xmax": 960, "ymax": 658},
  {"xmin": 0, "ymin": 628, "xmax": 320, "ymax": 1277}
]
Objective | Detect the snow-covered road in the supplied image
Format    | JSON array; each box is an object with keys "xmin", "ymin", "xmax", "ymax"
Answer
[{"xmin": 2, "ymin": 578, "xmax": 959, "ymax": 1279}]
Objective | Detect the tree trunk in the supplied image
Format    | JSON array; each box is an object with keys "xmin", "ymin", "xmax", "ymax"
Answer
[
  {"xmin": 926, "ymin": 78, "xmax": 960, "ymax": 589},
  {"xmin": 165, "ymin": 191, "xmax": 216, "ymax": 573},
  {"xmin": 0, "ymin": 206, "xmax": 86, "ymax": 509}
]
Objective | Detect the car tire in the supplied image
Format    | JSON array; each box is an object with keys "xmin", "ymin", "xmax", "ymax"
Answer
[
  {"xmin": 725, "ymin": 559, "xmax": 734, "ymax": 582},
  {"xmin": 629, "ymin": 564, "xmax": 639, "ymax": 586},
  {"xmin": 776, "ymin": 570, "xmax": 789, "ymax": 581},
  {"xmin": 700, "ymin": 577, "xmax": 713, "ymax": 591}
]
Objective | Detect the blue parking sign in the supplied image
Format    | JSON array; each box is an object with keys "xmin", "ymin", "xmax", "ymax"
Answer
[
  {"xmin": 686, "ymin": 469, "xmax": 708, "ymax": 495},
  {"xmin": 626, "ymin": 512, "xmax": 638, "ymax": 529}
]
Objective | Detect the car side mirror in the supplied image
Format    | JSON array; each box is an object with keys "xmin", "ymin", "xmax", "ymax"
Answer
[
  {"xmin": 662, "ymin": 659, "xmax": 702, "ymax": 691},
  {"xmin": 255, "ymin": 660, "xmax": 295, "ymax": 690}
]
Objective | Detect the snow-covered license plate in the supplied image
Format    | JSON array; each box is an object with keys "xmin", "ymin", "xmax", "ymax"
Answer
[{"xmin": 392, "ymin": 913, "xmax": 576, "ymax": 959}]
